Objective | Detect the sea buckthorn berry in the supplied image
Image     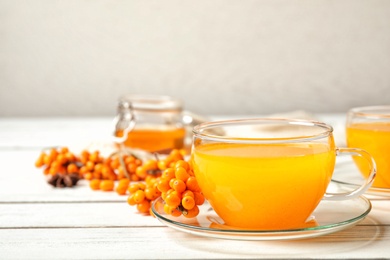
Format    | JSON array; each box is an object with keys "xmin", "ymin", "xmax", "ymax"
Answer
[
  {"xmin": 135, "ymin": 159, "xmax": 142, "ymax": 166},
  {"xmin": 79, "ymin": 166, "xmax": 89, "ymax": 175},
  {"xmin": 43, "ymin": 155, "xmax": 53, "ymax": 167},
  {"xmin": 116, "ymin": 185, "xmax": 128, "ymax": 195},
  {"xmin": 127, "ymin": 194, "xmax": 137, "ymax": 206},
  {"xmin": 175, "ymin": 160, "xmax": 189, "ymax": 171},
  {"xmin": 175, "ymin": 167, "xmax": 190, "ymax": 182},
  {"xmin": 49, "ymin": 167, "xmax": 57, "ymax": 175},
  {"xmin": 35, "ymin": 153, "xmax": 45, "ymax": 168},
  {"xmin": 94, "ymin": 163, "xmax": 103, "ymax": 173},
  {"xmin": 144, "ymin": 188, "xmax": 153, "ymax": 201},
  {"xmin": 60, "ymin": 147, "xmax": 69, "ymax": 154},
  {"xmin": 186, "ymin": 176, "xmax": 200, "ymax": 192},
  {"xmin": 89, "ymin": 179, "xmax": 101, "ymax": 190},
  {"xmin": 118, "ymin": 178, "xmax": 130, "ymax": 187},
  {"xmin": 137, "ymin": 200, "xmax": 151, "ymax": 214},
  {"xmin": 130, "ymin": 174, "xmax": 140, "ymax": 181},
  {"xmin": 133, "ymin": 190, "xmax": 145, "ymax": 203},
  {"xmin": 162, "ymin": 168, "xmax": 175, "ymax": 180},
  {"xmin": 157, "ymin": 161, "xmax": 167, "ymax": 170},
  {"xmin": 161, "ymin": 192, "xmax": 168, "ymax": 201},
  {"xmin": 145, "ymin": 175, "xmax": 156, "ymax": 185},
  {"xmin": 169, "ymin": 149, "xmax": 183, "ymax": 161},
  {"xmin": 143, "ymin": 159, "xmax": 158, "ymax": 170},
  {"xmin": 128, "ymin": 183, "xmax": 141, "ymax": 194},
  {"xmin": 182, "ymin": 190, "xmax": 194, "ymax": 199},
  {"xmin": 65, "ymin": 152, "xmax": 75, "ymax": 162},
  {"xmin": 187, "ymin": 169, "xmax": 195, "ymax": 176},
  {"xmin": 136, "ymin": 167, "xmax": 147, "ymax": 179},
  {"xmin": 144, "ymin": 187, "xmax": 159, "ymax": 201},
  {"xmin": 81, "ymin": 150, "xmax": 89, "ymax": 158},
  {"xmin": 89, "ymin": 151, "xmax": 100, "ymax": 163},
  {"xmin": 117, "ymin": 165, "xmax": 125, "ymax": 175},
  {"xmin": 86, "ymin": 161, "xmax": 95, "ymax": 171},
  {"xmin": 124, "ymin": 156, "xmax": 135, "ymax": 165},
  {"xmin": 157, "ymin": 179, "xmax": 170, "ymax": 193},
  {"xmin": 193, "ymin": 192, "xmax": 205, "ymax": 205},
  {"xmin": 183, "ymin": 205, "xmax": 199, "ymax": 218},
  {"xmin": 169, "ymin": 178, "xmax": 176, "ymax": 189},
  {"xmin": 165, "ymin": 188, "xmax": 174, "ymax": 196},
  {"xmin": 182, "ymin": 195, "xmax": 195, "ymax": 210},
  {"xmin": 93, "ymin": 171, "xmax": 102, "ymax": 180},
  {"xmin": 67, "ymin": 163, "xmax": 78, "ymax": 174},
  {"xmin": 127, "ymin": 163, "xmax": 137, "ymax": 174},
  {"xmin": 43, "ymin": 166, "xmax": 50, "ymax": 175},
  {"xmin": 106, "ymin": 173, "xmax": 117, "ymax": 181},
  {"xmin": 49, "ymin": 148, "xmax": 58, "ymax": 159},
  {"xmin": 50, "ymin": 161, "xmax": 60, "ymax": 171},
  {"xmin": 84, "ymin": 172, "xmax": 93, "ymax": 180},
  {"xmin": 165, "ymin": 191, "xmax": 181, "ymax": 208},
  {"xmin": 164, "ymin": 204, "xmax": 182, "ymax": 217},
  {"xmin": 110, "ymin": 159, "xmax": 120, "ymax": 170},
  {"xmin": 163, "ymin": 204, "xmax": 172, "ymax": 214},
  {"xmin": 100, "ymin": 180, "xmax": 114, "ymax": 191},
  {"xmin": 172, "ymin": 179, "xmax": 186, "ymax": 193},
  {"xmin": 101, "ymin": 166, "xmax": 113, "ymax": 176},
  {"xmin": 56, "ymin": 154, "xmax": 67, "ymax": 165},
  {"xmin": 138, "ymin": 182, "xmax": 146, "ymax": 190}
]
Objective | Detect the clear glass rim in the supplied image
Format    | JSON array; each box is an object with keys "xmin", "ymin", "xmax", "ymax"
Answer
[
  {"xmin": 348, "ymin": 105, "xmax": 390, "ymax": 119},
  {"xmin": 193, "ymin": 118, "xmax": 333, "ymax": 143},
  {"xmin": 119, "ymin": 94, "xmax": 183, "ymax": 112}
]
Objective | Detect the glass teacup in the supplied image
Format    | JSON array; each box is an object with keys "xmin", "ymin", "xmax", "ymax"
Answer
[
  {"xmin": 191, "ymin": 118, "xmax": 376, "ymax": 229},
  {"xmin": 346, "ymin": 106, "xmax": 390, "ymax": 188}
]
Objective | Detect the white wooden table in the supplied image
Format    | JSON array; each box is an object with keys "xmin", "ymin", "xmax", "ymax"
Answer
[{"xmin": 1, "ymin": 115, "xmax": 389, "ymax": 259}]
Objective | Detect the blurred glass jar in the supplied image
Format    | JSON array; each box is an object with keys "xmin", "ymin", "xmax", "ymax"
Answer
[{"xmin": 113, "ymin": 95, "xmax": 204, "ymax": 154}]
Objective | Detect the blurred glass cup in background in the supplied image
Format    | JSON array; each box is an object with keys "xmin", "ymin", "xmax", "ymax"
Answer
[{"xmin": 346, "ymin": 106, "xmax": 390, "ymax": 188}]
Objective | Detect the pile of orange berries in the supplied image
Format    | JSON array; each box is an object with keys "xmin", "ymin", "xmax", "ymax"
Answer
[
  {"xmin": 156, "ymin": 160, "xmax": 204, "ymax": 218},
  {"xmin": 35, "ymin": 147, "xmax": 205, "ymax": 218},
  {"xmin": 125, "ymin": 158, "xmax": 204, "ymax": 218},
  {"xmin": 35, "ymin": 147, "xmax": 82, "ymax": 177},
  {"xmin": 84, "ymin": 151, "xmax": 142, "ymax": 192}
]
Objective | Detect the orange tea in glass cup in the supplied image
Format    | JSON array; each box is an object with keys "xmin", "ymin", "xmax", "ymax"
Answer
[
  {"xmin": 191, "ymin": 118, "xmax": 376, "ymax": 230},
  {"xmin": 346, "ymin": 106, "xmax": 390, "ymax": 188}
]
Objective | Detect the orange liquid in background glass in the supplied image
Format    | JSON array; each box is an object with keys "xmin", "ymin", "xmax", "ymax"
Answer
[
  {"xmin": 347, "ymin": 122, "xmax": 390, "ymax": 188},
  {"xmin": 191, "ymin": 142, "xmax": 335, "ymax": 229},
  {"xmin": 116, "ymin": 126, "xmax": 186, "ymax": 153}
]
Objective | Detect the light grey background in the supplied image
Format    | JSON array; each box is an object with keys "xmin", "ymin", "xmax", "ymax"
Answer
[{"xmin": 1, "ymin": 0, "xmax": 389, "ymax": 117}]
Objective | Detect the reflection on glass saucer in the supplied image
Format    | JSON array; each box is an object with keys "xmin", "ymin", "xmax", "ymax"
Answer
[
  {"xmin": 152, "ymin": 194, "xmax": 371, "ymax": 241},
  {"xmin": 332, "ymin": 158, "xmax": 390, "ymax": 198}
]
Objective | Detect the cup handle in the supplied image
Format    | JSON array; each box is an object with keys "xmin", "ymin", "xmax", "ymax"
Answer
[{"xmin": 324, "ymin": 147, "xmax": 376, "ymax": 200}]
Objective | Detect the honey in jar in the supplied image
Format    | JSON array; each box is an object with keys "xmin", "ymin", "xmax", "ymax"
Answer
[{"xmin": 114, "ymin": 95, "xmax": 186, "ymax": 153}]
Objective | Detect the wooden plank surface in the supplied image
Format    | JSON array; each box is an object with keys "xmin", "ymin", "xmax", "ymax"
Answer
[
  {"xmin": 1, "ymin": 225, "xmax": 390, "ymax": 259},
  {"xmin": 1, "ymin": 116, "xmax": 390, "ymax": 259}
]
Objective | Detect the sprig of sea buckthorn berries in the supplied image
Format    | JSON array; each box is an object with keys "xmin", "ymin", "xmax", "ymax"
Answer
[
  {"xmin": 157, "ymin": 160, "xmax": 205, "ymax": 218},
  {"xmin": 125, "ymin": 150, "xmax": 187, "ymax": 214}
]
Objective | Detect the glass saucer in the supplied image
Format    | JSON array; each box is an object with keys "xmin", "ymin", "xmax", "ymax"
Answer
[
  {"xmin": 332, "ymin": 158, "xmax": 390, "ymax": 198},
  {"xmin": 152, "ymin": 195, "xmax": 371, "ymax": 241}
]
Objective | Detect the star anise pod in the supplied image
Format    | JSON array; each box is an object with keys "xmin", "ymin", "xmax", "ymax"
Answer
[{"xmin": 48, "ymin": 173, "xmax": 80, "ymax": 188}]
